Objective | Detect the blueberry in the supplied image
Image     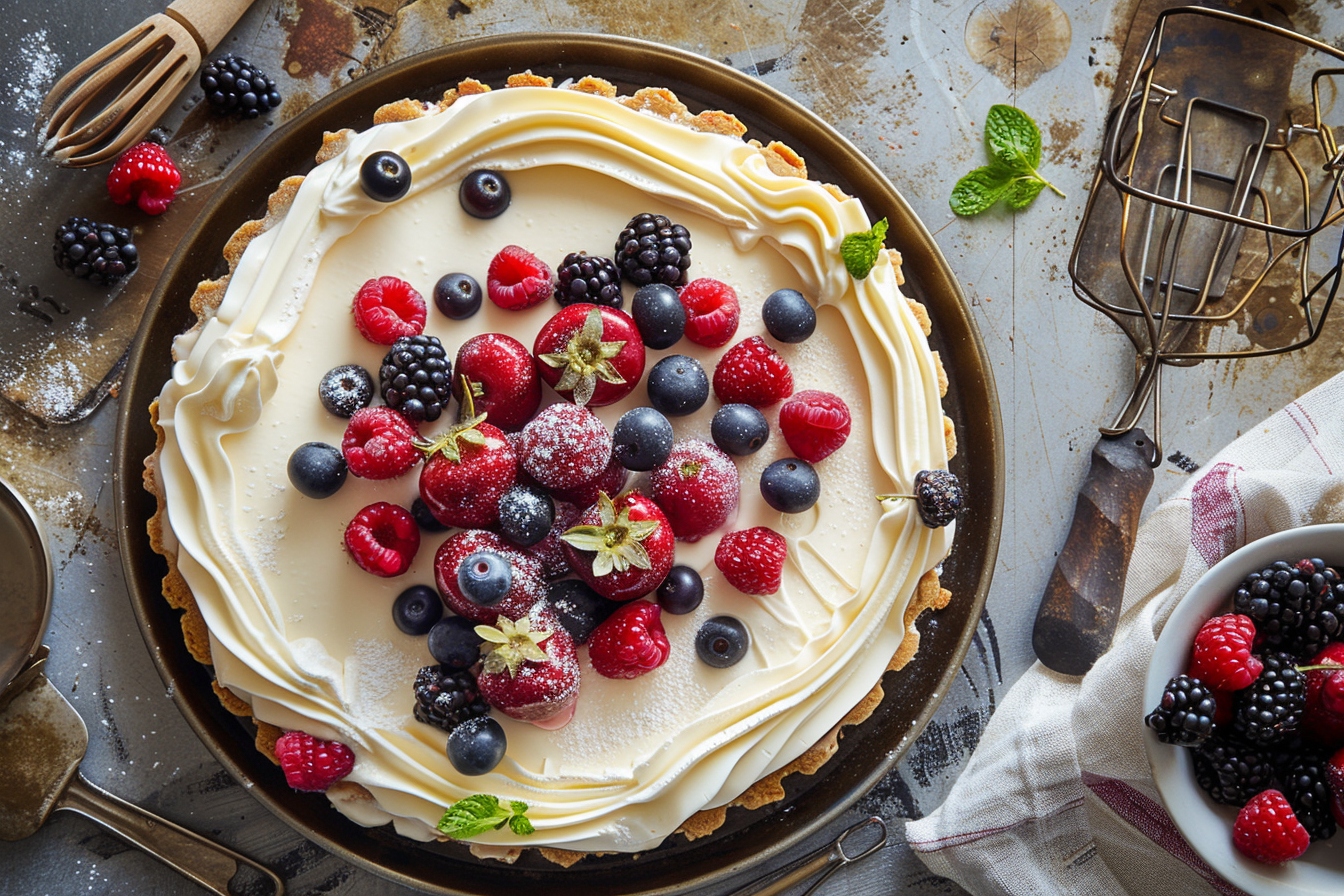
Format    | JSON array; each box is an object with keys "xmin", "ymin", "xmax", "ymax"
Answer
[
  {"xmin": 428, "ymin": 615, "xmax": 484, "ymax": 669},
  {"xmin": 711, "ymin": 404, "xmax": 770, "ymax": 456},
  {"xmin": 631, "ymin": 283, "xmax": 686, "ymax": 349},
  {"xmin": 459, "ymin": 169, "xmax": 511, "ymax": 219},
  {"xmin": 447, "ymin": 715, "xmax": 507, "ymax": 776},
  {"xmin": 546, "ymin": 579, "xmax": 620, "ymax": 644},
  {"xmin": 612, "ymin": 406, "xmax": 674, "ymax": 472},
  {"xmin": 318, "ymin": 364, "xmax": 374, "ymax": 417},
  {"xmin": 760, "ymin": 457, "xmax": 821, "ymax": 513},
  {"xmin": 286, "ymin": 442, "xmax": 347, "ymax": 498},
  {"xmin": 657, "ymin": 566, "xmax": 704, "ymax": 615},
  {"xmin": 696, "ymin": 616, "xmax": 750, "ymax": 668},
  {"xmin": 762, "ymin": 288, "xmax": 816, "ymax": 343},
  {"xmin": 411, "ymin": 497, "xmax": 450, "ymax": 532},
  {"xmin": 392, "ymin": 584, "xmax": 443, "ymax": 635},
  {"xmin": 646, "ymin": 354, "xmax": 708, "ymax": 417},
  {"xmin": 498, "ymin": 485, "xmax": 554, "ymax": 547},
  {"xmin": 457, "ymin": 551, "xmax": 513, "ymax": 606},
  {"xmin": 360, "ymin": 151, "xmax": 411, "ymax": 202},
  {"xmin": 434, "ymin": 272, "xmax": 483, "ymax": 319}
]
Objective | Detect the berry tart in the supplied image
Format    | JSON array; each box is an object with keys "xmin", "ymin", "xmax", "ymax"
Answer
[{"xmin": 145, "ymin": 73, "xmax": 958, "ymax": 860}]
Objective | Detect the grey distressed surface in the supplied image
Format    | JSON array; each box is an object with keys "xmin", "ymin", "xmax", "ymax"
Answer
[{"xmin": 2, "ymin": 1, "xmax": 1344, "ymax": 894}]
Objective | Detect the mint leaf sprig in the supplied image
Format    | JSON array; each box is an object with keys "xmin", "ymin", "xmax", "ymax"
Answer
[
  {"xmin": 437, "ymin": 794, "xmax": 536, "ymax": 839},
  {"xmin": 841, "ymin": 217, "xmax": 889, "ymax": 280},
  {"xmin": 950, "ymin": 104, "xmax": 1065, "ymax": 216}
]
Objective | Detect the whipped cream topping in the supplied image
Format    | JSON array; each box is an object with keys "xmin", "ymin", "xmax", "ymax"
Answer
[{"xmin": 154, "ymin": 85, "xmax": 952, "ymax": 853}]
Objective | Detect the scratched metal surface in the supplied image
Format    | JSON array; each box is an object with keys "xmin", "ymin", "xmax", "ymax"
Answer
[{"xmin": 4, "ymin": 0, "xmax": 1344, "ymax": 894}]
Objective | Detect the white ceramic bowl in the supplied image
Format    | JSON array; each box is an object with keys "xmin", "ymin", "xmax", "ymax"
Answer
[{"xmin": 1146, "ymin": 524, "xmax": 1344, "ymax": 895}]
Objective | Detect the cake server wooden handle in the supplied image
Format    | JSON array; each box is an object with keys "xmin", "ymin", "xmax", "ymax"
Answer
[{"xmin": 1032, "ymin": 430, "xmax": 1155, "ymax": 676}]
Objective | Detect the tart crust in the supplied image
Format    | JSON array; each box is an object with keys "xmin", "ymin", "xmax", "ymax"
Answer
[{"xmin": 143, "ymin": 73, "xmax": 955, "ymax": 864}]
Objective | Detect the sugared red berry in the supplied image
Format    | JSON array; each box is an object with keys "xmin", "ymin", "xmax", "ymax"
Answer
[
  {"xmin": 518, "ymin": 403, "xmax": 612, "ymax": 489},
  {"xmin": 556, "ymin": 252, "xmax": 622, "ymax": 308},
  {"xmin": 380, "ymin": 334, "xmax": 452, "ymax": 423},
  {"xmin": 612, "ymin": 406, "xmax": 674, "ymax": 472},
  {"xmin": 457, "ymin": 551, "xmax": 513, "ymax": 607},
  {"xmin": 588, "ymin": 601, "xmax": 671, "ymax": 679},
  {"xmin": 696, "ymin": 616, "xmax": 750, "ymax": 667},
  {"xmin": 459, "ymin": 170, "xmax": 511, "ymax": 219},
  {"xmin": 547, "ymin": 579, "xmax": 620, "ymax": 644},
  {"xmin": 319, "ymin": 364, "xmax": 374, "ymax": 417},
  {"xmin": 447, "ymin": 716, "xmax": 508, "ymax": 776},
  {"xmin": 433, "ymin": 272, "xmax": 483, "ymax": 319},
  {"xmin": 631, "ymin": 283, "xmax": 686, "ymax": 349},
  {"xmin": 711, "ymin": 404, "xmax": 770, "ymax": 456},
  {"xmin": 498, "ymin": 485, "xmax": 554, "ymax": 547},
  {"xmin": 679, "ymin": 277, "xmax": 740, "ymax": 347},
  {"xmin": 287, "ymin": 442, "xmax": 347, "ymax": 499},
  {"xmin": 762, "ymin": 288, "xmax": 817, "ymax": 343},
  {"xmin": 411, "ymin": 497, "xmax": 450, "ymax": 532},
  {"xmin": 649, "ymin": 439, "xmax": 741, "ymax": 541},
  {"xmin": 487, "ymin": 245, "xmax": 552, "ymax": 310},
  {"xmin": 392, "ymin": 584, "xmax": 443, "ymax": 635},
  {"xmin": 360, "ymin": 151, "xmax": 411, "ymax": 202},
  {"xmin": 657, "ymin": 566, "xmax": 704, "ymax": 615},
  {"xmin": 715, "ymin": 527, "xmax": 787, "ymax": 595},
  {"xmin": 341, "ymin": 407, "xmax": 420, "ymax": 479},
  {"xmin": 452, "ymin": 333, "xmax": 541, "ymax": 431},
  {"xmin": 107, "ymin": 141, "xmax": 181, "ymax": 215},
  {"xmin": 779, "ymin": 390, "xmax": 851, "ymax": 462},
  {"xmin": 352, "ymin": 276, "xmax": 426, "ymax": 344},
  {"xmin": 760, "ymin": 458, "xmax": 820, "ymax": 513},
  {"xmin": 428, "ymin": 615, "xmax": 484, "ymax": 669},
  {"xmin": 344, "ymin": 502, "xmax": 420, "ymax": 577},
  {"xmin": 647, "ymin": 354, "xmax": 708, "ymax": 417},
  {"xmin": 713, "ymin": 336, "xmax": 794, "ymax": 408}
]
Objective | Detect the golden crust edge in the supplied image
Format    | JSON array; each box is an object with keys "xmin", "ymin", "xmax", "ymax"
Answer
[{"xmin": 142, "ymin": 72, "xmax": 955, "ymax": 865}]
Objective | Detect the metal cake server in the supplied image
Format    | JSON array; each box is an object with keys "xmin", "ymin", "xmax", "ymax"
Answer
[{"xmin": 0, "ymin": 672, "xmax": 284, "ymax": 895}]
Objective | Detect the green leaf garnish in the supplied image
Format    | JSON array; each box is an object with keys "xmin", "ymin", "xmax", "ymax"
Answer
[
  {"xmin": 949, "ymin": 104, "xmax": 1064, "ymax": 217},
  {"xmin": 437, "ymin": 794, "xmax": 535, "ymax": 840},
  {"xmin": 840, "ymin": 217, "xmax": 889, "ymax": 280}
]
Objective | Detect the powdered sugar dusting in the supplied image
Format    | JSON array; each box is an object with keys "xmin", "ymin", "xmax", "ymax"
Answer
[
  {"xmin": 347, "ymin": 638, "xmax": 418, "ymax": 730},
  {"xmin": 520, "ymin": 403, "xmax": 612, "ymax": 488},
  {"xmin": 10, "ymin": 30, "xmax": 58, "ymax": 116},
  {"xmin": 650, "ymin": 439, "xmax": 741, "ymax": 540}
]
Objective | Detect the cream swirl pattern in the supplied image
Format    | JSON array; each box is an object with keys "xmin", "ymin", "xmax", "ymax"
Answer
[{"xmin": 153, "ymin": 84, "xmax": 953, "ymax": 853}]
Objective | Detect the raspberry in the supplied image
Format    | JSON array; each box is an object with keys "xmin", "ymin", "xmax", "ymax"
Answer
[
  {"xmin": 715, "ymin": 527, "xmax": 787, "ymax": 595},
  {"xmin": 274, "ymin": 731, "xmax": 355, "ymax": 792},
  {"xmin": 778, "ymin": 389, "xmax": 852, "ymax": 462},
  {"xmin": 518, "ymin": 403, "xmax": 612, "ymax": 490},
  {"xmin": 649, "ymin": 439, "xmax": 740, "ymax": 541},
  {"xmin": 106, "ymin": 142, "xmax": 181, "ymax": 215},
  {"xmin": 344, "ymin": 502, "xmax": 420, "ymax": 577},
  {"xmin": 588, "ymin": 601, "xmax": 670, "ymax": 679},
  {"xmin": 352, "ymin": 276, "xmax": 426, "ymax": 345},
  {"xmin": 1188, "ymin": 614, "xmax": 1263, "ymax": 691},
  {"xmin": 487, "ymin": 245, "xmax": 552, "ymax": 310},
  {"xmin": 711, "ymin": 336, "xmax": 794, "ymax": 408},
  {"xmin": 1232, "ymin": 789, "xmax": 1311, "ymax": 864},
  {"xmin": 341, "ymin": 407, "xmax": 420, "ymax": 479},
  {"xmin": 679, "ymin": 278, "xmax": 740, "ymax": 347}
]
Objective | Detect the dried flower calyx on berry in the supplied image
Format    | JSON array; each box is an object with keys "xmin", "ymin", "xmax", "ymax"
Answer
[
  {"xmin": 537, "ymin": 307, "xmax": 627, "ymax": 407},
  {"xmin": 476, "ymin": 615, "xmax": 552, "ymax": 678},
  {"xmin": 560, "ymin": 491, "xmax": 659, "ymax": 576}
]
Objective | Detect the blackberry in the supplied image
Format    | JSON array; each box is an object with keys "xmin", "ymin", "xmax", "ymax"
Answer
[
  {"xmin": 555, "ymin": 252, "xmax": 622, "ymax": 308},
  {"xmin": 318, "ymin": 364, "xmax": 374, "ymax": 417},
  {"xmin": 380, "ymin": 334, "xmax": 451, "ymax": 423},
  {"xmin": 53, "ymin": 217, "xmax": 138, "ymax": 285},
  {"xmin": 1233, "ymin": 559, "xmax": 1322, "ymax": 649},
  {"xmin": 1145, "ymin": 675, "xmax": 1218, "ymax": 746},
  {"xmin": 412, "ymin": 665, "xmax": 489, "ymax": 733},
  {"xmin": 1281, "ymin": 754, "xmax": 1337, "ymax": 841},
  {"xmin": 1294, "ymin": 562, "xmax": 1344, "ymax": 657},
  {"xmin": 1196, "ymin": 737, "xmax": 1276, "ymax": 806},
  {"xmin": 1232, "ymin": 651, "xmax": 1306, "ymax": 745},
  {"xmin": 914, "ymin": 469, "xmax": 964, "ymax": 528},
  {"xmin": 201, "ymin": 54, "xmax": 281, "ymax": 118},
  {"xmin": 614, "ymin": 213, "xmax": 691, "ymax": 287}
]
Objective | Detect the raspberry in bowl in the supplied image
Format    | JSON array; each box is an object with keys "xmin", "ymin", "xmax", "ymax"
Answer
[{"xmin": 1144, "ymin": 523, "xmax": 1344, "ymax": 895}]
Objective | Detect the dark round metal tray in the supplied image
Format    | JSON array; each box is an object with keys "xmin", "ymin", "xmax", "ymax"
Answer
[{"xmin": 113, "ymin": 33, "xmax": 1003, "ymax": 896}]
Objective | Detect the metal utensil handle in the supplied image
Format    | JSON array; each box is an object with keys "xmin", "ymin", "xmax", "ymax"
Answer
[
  {"xmin": 57, "ymin": 773, "xmax": 283, "ymax": 896},
  {"xmin": 728, "ymin": 816, "xmax": 887, "ymax": 896},
  {"xmin": 1032, "ymin": 430, "xmax": 1155, "ymax": 675}
]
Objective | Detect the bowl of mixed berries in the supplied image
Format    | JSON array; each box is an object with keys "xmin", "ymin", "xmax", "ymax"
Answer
[{"xmin": 1145, "ymin": 524, "xmax": 1344, "ymax": 894}]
